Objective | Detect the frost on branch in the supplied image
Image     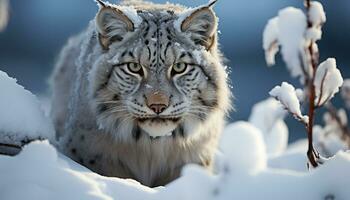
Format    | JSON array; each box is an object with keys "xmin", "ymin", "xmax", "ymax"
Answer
[
  {"xmin": 249, "ymin": 98, "xmax": 288, "ymax": 155},
  {"xmin": 314, "ymin": 58, "xmax": 343, "ymax": 106},
  {"xmin": 341, "ymin": 79, "xmax": 350, "ymax": 108},
  {"xmin": 269, "ymin": 82, "xmax": 309, "ymax": 124}
]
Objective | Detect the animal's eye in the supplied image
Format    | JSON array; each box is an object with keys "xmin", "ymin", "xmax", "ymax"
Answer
[
  {"xmin": 127, "ymin": 63, "xmax": 143, "ymax": 75},
  {"xmin": 171, "ymin": 63, "xmax": 188, "ymax": 76}
]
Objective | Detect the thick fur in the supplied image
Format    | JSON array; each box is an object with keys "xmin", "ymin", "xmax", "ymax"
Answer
[{"xmin": 50, "ymin": 0, "xmax": 231, "ymax": 187}]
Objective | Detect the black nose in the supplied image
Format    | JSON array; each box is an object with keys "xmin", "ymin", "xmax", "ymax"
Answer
[{"xmin": 149, "ymin": 104, "xmax": 167, "ymax": 114}]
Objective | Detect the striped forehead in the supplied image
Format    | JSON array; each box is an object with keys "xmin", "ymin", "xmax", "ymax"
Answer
[{"xmin": 138, "ymin": 10, "xmax": 177, "ymax": 72}]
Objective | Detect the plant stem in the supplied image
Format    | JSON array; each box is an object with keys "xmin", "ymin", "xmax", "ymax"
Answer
[
  {"xmin": 306, "ymin": 43, "xmax": 319, "ymax": 167},
  {"xmin": 305, "ymin": 0, "xmax": 319, "ymax": 167}
]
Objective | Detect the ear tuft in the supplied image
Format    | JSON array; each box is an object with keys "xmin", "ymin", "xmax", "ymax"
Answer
[
  {"xmin": 95, "ymin": 3, "xmax": 135, "ymax": 50},
  {"xmin": 95, "ymin": 0, "xmax": 107, "ymax": 8},
  {"xmin": 178, "ymin": 3, "xmax": 218, "ymax": 50}
]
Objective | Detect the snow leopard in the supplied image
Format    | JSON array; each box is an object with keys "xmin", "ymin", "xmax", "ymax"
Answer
[{"xmin": 50, "ymin": 0, "xmax": 231, "ymax": 187}]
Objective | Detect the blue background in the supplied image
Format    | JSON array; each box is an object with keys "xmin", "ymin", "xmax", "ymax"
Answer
[{"xmin": 0, "ymin": 0, "xmax": 349, "ymax": 142}]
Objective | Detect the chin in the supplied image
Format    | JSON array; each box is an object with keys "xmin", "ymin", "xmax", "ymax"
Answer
[{"xmin": 138, "ymin": 118, "xmax": 180, "ymax": 138}]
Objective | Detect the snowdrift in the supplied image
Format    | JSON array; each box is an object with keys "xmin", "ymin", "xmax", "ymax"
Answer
[{"xmin": 1, "ymin": 70, "xmax": 350, "ymax": 200}]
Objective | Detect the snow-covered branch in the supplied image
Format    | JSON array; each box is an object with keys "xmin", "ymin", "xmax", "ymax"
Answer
[
  {"xmin": 263, "ymin": 7, "xmax": 309, "ymax": 80},
  {"xmin": 314, "ymin": 58, "xmax": 343, "ymax": 107},
  {"xmin": 269, "ymin": 82, "xmax": 309, "ymax": 124}
]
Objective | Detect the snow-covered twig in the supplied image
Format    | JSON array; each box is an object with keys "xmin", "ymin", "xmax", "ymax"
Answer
[
  {"xmin": 269, "ymin": 82, "xmax": 309, "ymax": 124},
  {"xmin": 314, "ymin": 58, "xmax": 343, "ymax": 107}
]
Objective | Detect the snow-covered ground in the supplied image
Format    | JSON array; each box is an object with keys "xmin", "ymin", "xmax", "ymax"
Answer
[{"xmin": 1, "ymin": 70, "xmax": 350, "ymax": 199}]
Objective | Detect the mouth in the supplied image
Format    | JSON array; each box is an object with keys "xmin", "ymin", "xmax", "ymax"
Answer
[
  {"xmin": 137, "ymin": 117, "xmax": 181, "ymax": 123},
  {"xmin": 136, "ymin": 116, "xmax": 181, "ymax": 138}
]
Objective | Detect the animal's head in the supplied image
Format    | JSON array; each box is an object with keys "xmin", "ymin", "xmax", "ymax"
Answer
[{"xmin": 90, "ymin": 0, "xmax": 230, "ymax": 141}]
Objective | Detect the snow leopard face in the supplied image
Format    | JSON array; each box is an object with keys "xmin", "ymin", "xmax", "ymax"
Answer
[{"xmin": 90, "ymin": 0, "xmax": 230, "ymax": 141}]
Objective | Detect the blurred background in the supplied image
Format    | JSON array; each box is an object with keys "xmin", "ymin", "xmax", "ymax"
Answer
[{"xmin": 0, "ymin": 0, "xmax": 349, "ymax": 142}]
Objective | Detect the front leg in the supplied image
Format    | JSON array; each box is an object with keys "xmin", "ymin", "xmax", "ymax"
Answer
[{"xmin": 59, "ymin": 125, "xmax": 136, "ymax": 179}]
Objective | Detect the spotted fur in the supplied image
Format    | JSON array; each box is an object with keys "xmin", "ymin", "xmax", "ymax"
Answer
[{"xmin": 50, "ymin": 0, "xmax": 231, "ymax": 187}]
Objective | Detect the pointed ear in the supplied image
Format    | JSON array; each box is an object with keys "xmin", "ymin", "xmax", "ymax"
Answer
[
  {"xmin": 179, "ymin": 2, "xmax": 218, "ymax": 50},
  {"xmin": 95, "ymin": 0, "xmax": 135, "ymax": 50}
]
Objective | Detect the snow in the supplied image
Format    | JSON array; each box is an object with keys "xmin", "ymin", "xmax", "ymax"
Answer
[
  {"xmin": 314, "ymin": 58, "xmax": 343, "ymax": 106},
  {"xmin": 1, "ymin": 1, "xmax": 350, "ymax": 198},
  {"xmin": 220, "ymin": 121, "xmax": 267, "ymax": 174},
  {"xmin": 305, "ymin": 1, "xmax": 326, "ymax": 41},
  {"xmin": 117, "ymin": 6, "xmax": 143, "ymax": 28},
  {"xmin": 314, "ymin": 124, "xmax": 348, "ymax": 158},
  {"xmin": 2, "ymin": 132, "xmax": 349, "ymax": 200},
  {"xmin": 0, "ymin": 71, "xmax": 54, "ymax": 148},
  {"xmin": 305, "ymin": 26, "xmax": 322, "ymax": 41},
  {"xmin": 0, "ymin": 140, "xmax": 155, "ymax": 200},
  {"xmin": 1, "ymin": 118, "xmax": 350, "ymax": 199},
  {"xmin": 269, "ymin": 82, "xmax": 309, "ymax": 124},
  {"xmin": 341, "ymin": 79, "xmax": 350, "ymax": 108},
  {"xmin": 249, "ymin": 98, "xmax": 288, "ymax": 156},
  {"xmin": 278, "ymin": 7, "xmax": 307, "ymax": 78},
  {"xmin": 308, "ymin": 1, "xmax": 326, "ymax": 27},
  {"xmin": 263, "ymin": 17, "xmax": 279, "ymax": 66},
  {"xmin": 269, "ymin": 147, "xmax": 308, "ymax": 172},
  {"xmin": 192, "ymin": 49, "xmax": 203, "ymax": 64},
  {"xmin": 263, "ymin": 4, "xmax": 328, "ymax": 79},
  {"xmin": 312, "ymin": 109, "xmax": 349, "ymax": 158},
  {"xmin": 262, "ymin": 7, "xmax": 313, "ymax": 78}
]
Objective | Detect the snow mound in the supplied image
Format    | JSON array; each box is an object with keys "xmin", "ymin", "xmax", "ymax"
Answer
[
  {"xmin": 0, "ymin": 71, "xmax": 54, "ymax": 152},
  {"xmin": 249, "ymin": 98, "xmax": 288, "ymax": 156},
  {"xmin": 220, "ymin": 121, "xmax": 267, "ymax": 174},
  {"xmin": 1, "ymin": 132, "xmax": 350, "ymax": 199},
  {"xmin": 0, "ymin": 140, "xmax": 155, "ymax": 200}
]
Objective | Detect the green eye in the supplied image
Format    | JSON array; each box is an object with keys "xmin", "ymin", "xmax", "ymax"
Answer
[
  {"xmin": 127, "ymin": 63, "xmax": 143, "ymax": 75},
  {"xmin": 172, "ymin": 63, "xmax": 188, "ymax": 75}
]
